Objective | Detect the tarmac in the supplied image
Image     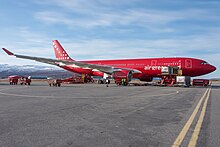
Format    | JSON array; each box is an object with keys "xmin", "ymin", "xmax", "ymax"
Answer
[{"xmin": 0, "ymin": 82, "xmax": 219, "ymax": 147}]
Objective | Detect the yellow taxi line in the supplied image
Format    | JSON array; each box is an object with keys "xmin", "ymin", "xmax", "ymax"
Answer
[
  {"xmin": 188, "ymin": 88, "xmax": 211, "ymax": 147},
  {"xmin": 172, "ymin": 88, "xmax": 209, "ymax": 147}
]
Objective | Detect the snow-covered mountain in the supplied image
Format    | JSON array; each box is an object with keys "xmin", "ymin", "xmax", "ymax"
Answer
[
  {"xmin": 0, "ymin": 64, "xmax": 73, "ymax": 78},
  {"xmin": 0, "ymin": 64, "xmax": 58, "ymax": 71}
]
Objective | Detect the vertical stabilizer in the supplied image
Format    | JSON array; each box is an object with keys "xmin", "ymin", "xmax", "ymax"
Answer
[{"xmin": 52, "ymin": 40, "xmax": 74, "ymax": 61}]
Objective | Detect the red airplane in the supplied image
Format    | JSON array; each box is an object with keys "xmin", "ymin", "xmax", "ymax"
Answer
[{"xmin": 2, "ymin": 40, "xmax": 216, "ymax": 85}]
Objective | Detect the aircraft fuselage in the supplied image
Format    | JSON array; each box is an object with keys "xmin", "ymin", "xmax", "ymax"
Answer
[{"xmin": 60, "ymin": 57, "xmax": 216, "ymax": 80}]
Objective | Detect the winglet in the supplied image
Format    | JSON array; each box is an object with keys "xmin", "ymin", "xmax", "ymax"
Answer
[{"xmin": 2, "ymin": 48, "xmax": 14, "ymax": 56}]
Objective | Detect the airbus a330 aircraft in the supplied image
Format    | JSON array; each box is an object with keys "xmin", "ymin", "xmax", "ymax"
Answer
[{"xmin": 2, "ymin": 40, "xmax": 216, "ymax": 85}]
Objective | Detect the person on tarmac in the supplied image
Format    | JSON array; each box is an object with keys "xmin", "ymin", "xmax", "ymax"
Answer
[
  {"xmin": 121, "ymin": 79, "xmax": 124, "ymax": 86},
  {"xmin": 124, "ymin": 79, "xmax": 127, "ymax": 86},
  {"xmin": 121, "ymin": 78, "xmax": 127, "ymax": 86},
  {"xmin": 106, "ymin": 79, "xmax": 109, "ymax": 87}
]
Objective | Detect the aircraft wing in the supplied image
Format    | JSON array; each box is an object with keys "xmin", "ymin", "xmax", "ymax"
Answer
[
  {"xmin": 2, "ymin": 48, "xmax": 142, "ymax": 74},
  {"xmin": 2, "ymin": 48, "xmax": 63, "ymax": 66}
]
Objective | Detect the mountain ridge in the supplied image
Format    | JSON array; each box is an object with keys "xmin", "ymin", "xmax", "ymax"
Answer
[{"xmin": 0, "ymin": 64, "xmax": 73, "ymax": 78}]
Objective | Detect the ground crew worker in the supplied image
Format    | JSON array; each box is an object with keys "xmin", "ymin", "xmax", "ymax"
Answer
[
  {"xmin": 106, "ymin": 79, "xmax": 109, "ymax": 87},
  {"xmin": 121, "ymin": 78, "xmax": 126, "ymax": 86},
  {"xmin": 123, "ymin": 78, "xmax": 127, "ymax": 86},
  {"xmin": 121, "ymin": 78, "xmax": 124, "ymax": 86}
]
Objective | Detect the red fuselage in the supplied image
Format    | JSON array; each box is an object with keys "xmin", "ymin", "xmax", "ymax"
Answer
[{"xmin": 59, "ymin": 57, "xmax": 216, "ymax": 81}]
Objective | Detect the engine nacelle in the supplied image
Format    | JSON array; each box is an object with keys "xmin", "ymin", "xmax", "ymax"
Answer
[{"xmin": 113, "ymin": 70, "xmax": 132, "ymax": 85}]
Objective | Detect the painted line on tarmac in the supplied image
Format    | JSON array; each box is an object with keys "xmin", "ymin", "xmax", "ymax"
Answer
[
  {"xmin": 188, "ymin": 88, "xmax": 211, "ymax": 147},
  {"xmin": 121, "ymin": 91, "xmax": 179, "ymax": 117},
  {"xmin": 0, "ymin": 87, "xmax": 179, "ymax": 99},
  {"xmin": 172, "ymin": 88, "xmax": 209, "ymax": 147},
  {"xmin": 0, "ymin": 87, "xmax": 55, "ymax": 98},
  {"xmin": 149, "ymin": 90, "xmax": 179, "ymax": 97},
  {"xmin": 0, "ymin": 91, "xmax": 55, "ymax": 98},
  {"xmin": 127, "ymin": 90, "xmax": 179, "ymax": 99},
  {"xmin": 0, "ymin": 87, "xmax": 24, "ymax": 92}
]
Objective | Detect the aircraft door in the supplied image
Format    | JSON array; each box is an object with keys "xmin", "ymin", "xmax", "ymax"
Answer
[
  {"xmin": 185, "ymin": 59, "xmax": 192, "ymax": 68},
  {"xmin": 151, "ymin": 60, "xmax": 157, "ymax": 66}
]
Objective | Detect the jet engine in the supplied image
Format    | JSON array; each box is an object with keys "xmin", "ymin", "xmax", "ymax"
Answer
[{"xmin": 113, "ymin": 70, "xmax": 132, "ymax": 85}]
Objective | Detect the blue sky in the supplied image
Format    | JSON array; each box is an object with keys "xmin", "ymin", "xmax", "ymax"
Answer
[{"xmin": 0, "ymin": 0, "xmax": 219, "ymax": 78}]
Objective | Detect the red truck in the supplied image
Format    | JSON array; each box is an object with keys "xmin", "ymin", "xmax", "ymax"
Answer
[
  {"xmin": 192, "ymin": 79, "xmax": 209, "ymax": 87},
  {"xmin": 8, "ymin": 75, "xmax": 31, "ymax": 85},
  {"xmin": 8, "ymin": 75, "xmax": 20, "ymax": 85}
]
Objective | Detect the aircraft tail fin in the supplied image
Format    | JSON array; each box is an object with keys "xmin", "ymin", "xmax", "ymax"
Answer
[{"xmin": 52, "ymin": 40, "xmax": 74, "ymax": 61}]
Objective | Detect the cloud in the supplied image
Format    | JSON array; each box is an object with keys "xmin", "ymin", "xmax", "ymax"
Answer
[
  {"xmin": 1, "ymin": 26, "xmax": 220, "ymax": 60},
  {"xmin": 55, "ymin": 31, "xmax": 220, "ymax": 60},
  {"xmin": 34, "ymin": 0, "xmax": 140, "ymax": 12},
  {"xmin": 0, "ymin": 27, "xmax": 53, "ymax": 59},
  {"xmin": 34, "ymin": 9, "xmax": 181, "ymax": 33},
  {"xmin": 34, "ymin": 4, "xmax": 220, "ymax": 37},
  {"xmin": 34, "ymin": 0, "xmax": 184, "ymax": 30},
  {"xmin": 34, "ymin": 11, "xmax": 109, "ymax": 28}
]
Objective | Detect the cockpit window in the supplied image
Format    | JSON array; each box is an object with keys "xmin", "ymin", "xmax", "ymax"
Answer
[{"xmin": 201, "ymin": 61, "xmax": 208, "ymax": 65}]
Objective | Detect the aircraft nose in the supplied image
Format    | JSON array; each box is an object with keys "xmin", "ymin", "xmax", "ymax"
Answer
[{"xmin": 209, "ymin": 65, "xmax": 216, "ymax": 73}]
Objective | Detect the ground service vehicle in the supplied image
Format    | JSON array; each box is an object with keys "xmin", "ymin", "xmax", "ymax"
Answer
[
  {"xmin": 48, "ymin": 79, "xmax": 62, "ymax": 87},
  {"xmin": 8, "ymin": 76, "xmax": 31, "ymax": 85},
  {"xmin": 61, "ymin": 74, "xmax": 94, "ymax": 84},
  {"xmin": 192, "ymin": 79, "xmax": 209, "ymax": 87},
  {"xmin": 19, "ymin": 77, "xmax": 31, "ymax": 85},
  {"xmin": 176, "ymin": 76, "xmax": 191, "ymax": 87},
  {"xmin": 8, "ymin": 75, "xmax": 20, "ymax": 85}
]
